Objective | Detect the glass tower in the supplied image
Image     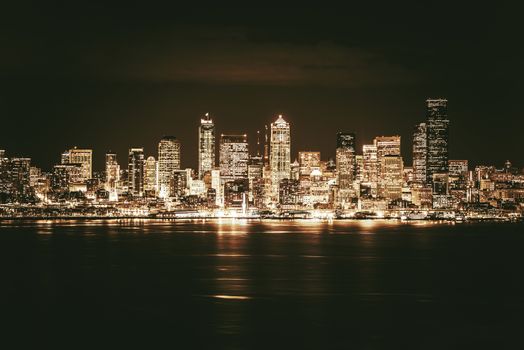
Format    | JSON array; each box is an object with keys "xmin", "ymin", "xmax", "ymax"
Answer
[
  {"xmin": 426, "ymin": 99, "xmax": 449, "ymax": 183},
  {"xmin": 198, "ymin": 113, "xmax": 215, "ymax": 179},
  {"xmin": 128, "ymin": 148, "xmax": 144, "ymax": 196},
  {"xmin": 412, "ymin": 122, "xmax": 427, "ymax": 185}
]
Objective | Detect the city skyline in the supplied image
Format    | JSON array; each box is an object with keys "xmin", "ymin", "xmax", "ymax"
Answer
[
  {"xmin": 1, "ymin": 3, "xmax": 522, "ymax": 172},
  {"xmin": 1, "ymin": 99, "xmax": 523, "ymax": 218},
  {"xmin": 2, "ymin": 4, "xmax": 522, "ymax": 348},
  {"xmin": 1, "ymin": 101, "xmax": 521, "ymax": 173}
]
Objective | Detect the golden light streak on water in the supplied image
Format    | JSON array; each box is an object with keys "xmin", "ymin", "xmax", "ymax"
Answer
[{"xmin": 209, "ymin": 294, "xmax": 251, "ymax": 300}]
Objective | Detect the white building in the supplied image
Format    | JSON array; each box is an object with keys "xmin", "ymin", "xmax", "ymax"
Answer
[{"xmin": 270, "ymin": 115, "xmax": 291, "ymax": 200}]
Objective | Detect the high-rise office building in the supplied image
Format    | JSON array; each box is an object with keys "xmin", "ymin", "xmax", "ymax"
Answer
[
  {"xmin": 374, "ymin": 136, "xmax": 400, "ymax": 178},
  {"xmin": 62, "ymin": 147, "xmax": 92, "ymax": 181},
  {"xmin": 171, "ymin": 169, "xmax": 188, "ymax": 198},
  {"xmin": 198, "ymin": 113, "xmax": 215, "ymax": 179},
  {"xmin": 279, "ymin": 178, "xmax": 300, "ymax": 206},
  {"xmin": 0, "ymin": 157, "xmax": 32, "ymax": 201},
  {"xmin": 374, "ymin": 136, "xmax": 401, "ymax": 159},
  {"xmin": 336, "ymin": 132, "xmax": 356, "ymax": 189},
  {"xmin": 224, "ymin": 178, "xmax": 249, "ymax": 208},
  {"xmin": 270, "ymin": 115, "xmax": 291, "ymax": 198},
  {"xmin": 51, "ymin": 164, "xmax": 82, "ymax": 192},
  {"xmin": 412, "ymin": 122, "xmax": 427, "ymax": 185},
  {"xmin": 362, "ymin": 144, "xmax": 379, "ymax": 184},
  {"xmin": 105, "ymin": 152, "xmax": 120, "ymax": 191},
  {"xmin": 219, "ymin": 134, "xmax": 249, "ymax": 182},
  {"xmin": 298, "ymin": 151, "xmax": 321, "ymax": 177},
  {"xmin": 362, "ymin": 144, "xmax": 379, "ymax": 198},
  {"xmin": 248, "ymin": 155, "xmax": 263, "ymax": 202},
  {"xmin": 448, "ymin": 160, "xmax": 468, "ymax": 178},
  {"xmin": 158, "ymin": 136, "xmax": 181, "ymax": 197},
  {"xmin": 128, "ymin": 148, "xmax": 144, "ymax": 196},
  {"xmin": 426, "ymin": 98, "xmax": 449, "ymax": 182},
  {"xmin": 144, "ymin": 156, "xmax": 157, "ymax": 196},
  {"xmin": 381, "ymin": 155, "xmax": 404, "ymax": 201},
  {"xmin": 355, "ymin": 155, "xmax": 364, "ymax": 182},
  {"xmin": 61, "ymin": 150, "xmax": 70, "ymax": 164},
  {"xmin": 448, "ymin": 159, "xmax": 468, "ymax": 192},
  {"xmin": 211, "ymin": 169, "xmax": 222, "ymax": 206}
]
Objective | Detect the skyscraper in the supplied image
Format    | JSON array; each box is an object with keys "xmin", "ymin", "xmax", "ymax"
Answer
[
  {"xmin": 219, "ymin": 134, "xmax": 249, "ymax": 182},
  {"xmin": 448, "ymin": 160, "xmax": 468, "ymax": 178},
  {"xmin": 426, "ymin": 98, "xmax": 449, "ymax": 182},
  {"xmin": 51, "ymin": 164, "xmax": 82, "ymax": 193},
  {"xmin": 62, "ymin": 147, "xmax": 92, "ymax": 181},
  {"xmin": 248, "ymin": 155, "xmax": 263, "ymax": 202},
  {"xmin": 198, "ymin": 113, "xmax": 215, "ymax": 179},
  {"xmin": 144, "ymin": 156, "xmax": 157, "ymax": 196},
  {"xmin": 105, "ymin": 152, "xmax": 120, "ymax": 191},
  {"xmin": 128, "ymin": 148, "xmax": 144, "ymax": 196},
  {"xmin": 362, "ymin": 144, "xmax": 379, "ymax": 197},
  {"xmin": 298, "ymin": 151, "xmax": 321, "ymax": 177},
  {"xmin": 211, "ymin": 169, "xmax": 222, "ymax": 206},
  {"xmin": 157, "ymin": 136, "xmax": 181, "ymax": 197},
  {"xmin": 171, "ymin": 169, "xmax": 188, "ymax": 198},
  {"xmin": 0, "ymin": 157, "xmax": 32, "ymax": 202},
  {"xmin": 270, "ymin": 115, "xmax": 291, "ymax": 198},
  {"xmin": 412, "ymin": 122, "xmax": 427, "ymax": 185},
  {"xmin": 336, "ymin": 132, "xmax": 356, "ymax": 189},
  {"xmin": 374, "ymin": 136, "xmax": 401, "ymax": 157},
  {"xmin": 381, "ymin": 155, "xmax": 404, "ymax": 201}
]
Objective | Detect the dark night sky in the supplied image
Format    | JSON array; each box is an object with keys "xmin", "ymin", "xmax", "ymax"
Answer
[{"xmin": 1, "ymin": 2, "xmax": 522, "ymax": 171}]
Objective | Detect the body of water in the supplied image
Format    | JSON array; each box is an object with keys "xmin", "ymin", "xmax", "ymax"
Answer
[{"xmin": 1, "ymin": 219, "xmax": 523, "ymax": 349}]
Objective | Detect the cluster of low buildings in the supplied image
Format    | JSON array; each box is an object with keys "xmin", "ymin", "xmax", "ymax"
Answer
[{"xmin": 1, "ymin": 101, "xmax": 523, "ymax": 220}]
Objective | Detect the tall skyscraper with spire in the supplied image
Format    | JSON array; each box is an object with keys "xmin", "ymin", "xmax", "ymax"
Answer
[
  {"xmin": 198, "ymin": 113, "xmax": 215, "ymax": 179},
  {"xmin": 157, "ymin": 136, "xmax": 181, "ymax": 197},
  {"xmin": 426, "ymin": 99, "xmax": 449, "ymax": 183},
  {"xmin": 270, "ymin": 115, "xmax": 291, "ymax": 199}
]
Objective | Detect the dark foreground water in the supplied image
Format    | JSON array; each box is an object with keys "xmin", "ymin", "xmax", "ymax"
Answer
[{"xmin": 1, "ymin": 219, "xmax": 523, "ymax": 349}]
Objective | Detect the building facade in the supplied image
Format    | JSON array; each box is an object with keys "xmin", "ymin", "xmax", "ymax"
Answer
[
  {"xmin": 412, "ymin": 122, "xmax": 427, "ymax": 185},
  {"xmin": 336, "ymin": 132, "xmax": 356, "ymax": 190},
  {"xmin": 426, "ymin": 99, "xmax": 449, "ymax": 182},
  {"xmin": 128, "ymin": 148, "xmax": 145, "ymax": 196},
  {"xmin": 198, "ymin": 113, "xmax": 215, "ymax": 179},
  {"xmin": 144, "ymin": 156, "xmax": 157, "ymax": 196},
  {"xmin": 105, "ymin": 152, "xmax": 120, "ymax": 191},
  {"xmin": 158, "ymin": 136, "xmax": 181, "ymax": 197},
  {"xmin": 219, "ymin": 134, "xmax": 249, "ymax": 182},
  {"xmin": 270, "ymin": 115, "xmax": 291, "ymax": 199},
  {"xmin": 62, "ymin": 147, "xmax": 92, "ymax": 181},
  {"xmin": 298, "ymin": 151, "xmax": 321, "ymax": 177}
]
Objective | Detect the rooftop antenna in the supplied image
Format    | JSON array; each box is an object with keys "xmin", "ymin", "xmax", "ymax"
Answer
[
  {"xmin": 263, "ymin": 125, "xmax": 269, "ymax": 166},
  {"xmin": 256, "ymin": 130, "xmax": 261, "ymax": 157}
]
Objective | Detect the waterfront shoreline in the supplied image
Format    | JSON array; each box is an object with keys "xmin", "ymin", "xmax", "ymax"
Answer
[{"xmin": 0, "ymin": 216, "xmax": 521, "ymax": 223}]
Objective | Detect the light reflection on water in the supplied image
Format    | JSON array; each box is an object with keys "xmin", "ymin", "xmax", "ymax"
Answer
[{"xmin": 1, "ymin": 219, "xmax": 523, "ymax": 348}]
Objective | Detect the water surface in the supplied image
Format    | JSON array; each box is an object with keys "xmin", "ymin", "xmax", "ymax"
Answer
[{"xmin": 1, "ymin": 220, "xmax": 523, "ymax": 349}]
